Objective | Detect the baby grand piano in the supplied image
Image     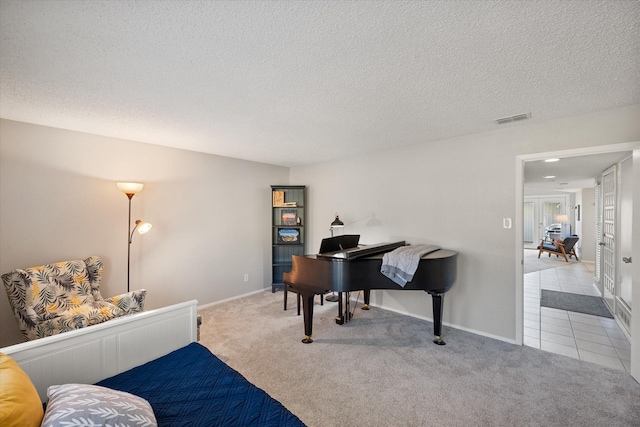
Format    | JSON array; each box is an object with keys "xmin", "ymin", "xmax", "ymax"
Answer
[{"xmin": 283, "ymin": 236, "xmax": 457, "ymax": 344}]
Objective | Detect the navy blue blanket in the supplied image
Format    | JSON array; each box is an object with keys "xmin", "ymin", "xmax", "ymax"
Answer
[{"xmin": 96, "ymin": 342, "xmax": 306, "ymax": 427}]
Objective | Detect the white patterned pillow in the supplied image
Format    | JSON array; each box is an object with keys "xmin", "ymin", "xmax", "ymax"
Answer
[{"xmin": 41, "ymin": 384, "xmax": 157, "ymax": 427}]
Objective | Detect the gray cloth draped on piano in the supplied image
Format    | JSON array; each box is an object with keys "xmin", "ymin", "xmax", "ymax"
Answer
[{"xmin": 381, "ymin": 244, "xmax": 441, "ymax": 287}]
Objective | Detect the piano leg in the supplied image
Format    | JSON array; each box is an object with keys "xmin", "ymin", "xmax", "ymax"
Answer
[
  {"xmin": 301, "ymin": 291, "xmax": 316, "ymax": 344},
  {"xmin": 428, "ymin": 291, "xmax": 446, "ymax": 345},
  {"xmin": 336, "ymin": 292, "xmax": 345, "ymax": 324},
  {"xmin": 335, "ymin": 292, "xmax": 353, "ymax": 325},
  {"xmin": 345, "ymin": 292, "xmax": 350, "ymax": 323},
  {"xmin": 362, "ymin": 289, "xmax": 370, "ymax": 310}
]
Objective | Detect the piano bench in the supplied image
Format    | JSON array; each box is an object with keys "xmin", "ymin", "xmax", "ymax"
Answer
[{"xmin": 283, "ymin": 285, "xmax": 324, "ymax": 315}]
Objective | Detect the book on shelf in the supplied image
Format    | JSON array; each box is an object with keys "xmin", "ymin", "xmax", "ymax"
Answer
[
  {"xmin": 272, "ymin": 191, "xmax": 284, "ymax": 207},
  {"xmin": 277, "ymin": 228, "xmax": 300, "ymax": 244},
  {"xmin": 281, "ymin": 209, "xmax": 297, "ymax": 225}
]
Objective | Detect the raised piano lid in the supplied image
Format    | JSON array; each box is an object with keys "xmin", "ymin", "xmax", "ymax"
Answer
[{"xmin": 316, "ymin": 241, "xmax": 406, "ymax": 260}]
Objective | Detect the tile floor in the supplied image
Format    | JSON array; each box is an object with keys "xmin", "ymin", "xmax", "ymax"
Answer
[{"xmin": 523, "ymin": 253, "xmax": 632, "ymax": 373}]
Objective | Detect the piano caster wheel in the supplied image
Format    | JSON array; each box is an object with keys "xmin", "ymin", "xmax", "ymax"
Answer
[
  {"xmin": 302, "ymin": 335, "xmax": 313, "ymax": 344},
  {"xmin": 362, "ymin": 304, "xmax": 369, "ymax": 310},
  {"xmin": 433, "ymin": 336, "xmax": 446, "ymax": 346}
]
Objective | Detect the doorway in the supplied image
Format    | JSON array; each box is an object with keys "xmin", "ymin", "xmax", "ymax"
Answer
[{"xmin": 516, "ymin": 143, "xmax": 638, "ymax": 378}]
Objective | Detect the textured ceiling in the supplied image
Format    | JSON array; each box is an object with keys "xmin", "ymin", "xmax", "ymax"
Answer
[{"xmin": 1, "ymin": 0, "xmax": 639, "ymax": 170}]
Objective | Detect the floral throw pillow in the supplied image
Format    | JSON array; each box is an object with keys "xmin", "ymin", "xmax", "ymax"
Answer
[{"xmin": 41, "ymin": 384, "xmax": 157, "ymax": 427}]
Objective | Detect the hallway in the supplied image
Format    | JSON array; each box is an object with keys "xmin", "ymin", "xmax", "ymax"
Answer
[{"xmin": 523, "ymin": 251, "xmax": 631, "ymax": 372}]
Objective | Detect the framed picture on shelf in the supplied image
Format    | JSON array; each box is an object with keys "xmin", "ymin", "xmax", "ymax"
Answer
[
  {"xmin": 277, "ymin": 228, "xmax": 300, "ymax": 244},
  {"xmin": 281, "ymin": 209, "xmax": 297, "ymax": 225}
]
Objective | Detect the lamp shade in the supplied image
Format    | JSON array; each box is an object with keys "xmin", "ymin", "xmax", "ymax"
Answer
[
  {"xmin": 117, "ymin": 182, "xmax": 144, "ymax": 195},
  {"xmin": 331, "ymin": 215, "xmax": 344, "ymax": 227},
  {"xmin": 556, "ymin": 214, "xmax": 568, "ymax": 223},
  {"xmin": 135, "ymin": 220, "xmax": 152, "ymax": 234}
]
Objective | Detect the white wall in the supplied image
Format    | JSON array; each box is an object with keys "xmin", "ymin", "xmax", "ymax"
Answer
[
  {"xmin": 575, "ymin": 190, "xmax": 583, "ymax": 243},
  {"xmin": 291, "ymin": 104, "xmax": 640, "ymax": 343},
  {"xmin": 578, "ymin": 187, "xmax": 596, "ymax": 262},
  {"xmin": 0, "ymin": 119, "xmax": 289, "ymax": 346}
]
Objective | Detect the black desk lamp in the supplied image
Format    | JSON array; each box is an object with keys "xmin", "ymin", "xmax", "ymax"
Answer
[
  {"xmin": 329, "ymin": 215, "xmax": 344, "ymax": 237},
  {"xmin": 325, "ymin": 214, "xmax": 345, "ymax": 302}
]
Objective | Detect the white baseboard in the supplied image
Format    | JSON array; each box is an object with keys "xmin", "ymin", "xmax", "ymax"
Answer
[
  {"xmin": 197, "ymin": 288, "xmax": 267, "ymax": 310},
  {"xmin": 366, "ymin": 302, "xmax": 517, "ymax": 345}
]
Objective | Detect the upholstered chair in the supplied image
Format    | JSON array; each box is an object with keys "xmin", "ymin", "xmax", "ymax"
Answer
[{"xmin": 2, "ymin": 256, "xmax": 146, "ymax": 341}]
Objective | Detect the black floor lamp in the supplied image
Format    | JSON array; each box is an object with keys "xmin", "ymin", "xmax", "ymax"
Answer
[{"xmin": 117, "ymin": 182, "xmax": 152, "ymax": 292}]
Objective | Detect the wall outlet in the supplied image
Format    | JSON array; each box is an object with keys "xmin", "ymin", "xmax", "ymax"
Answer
[{"xmin": 243, "ymin": 274, "xmax": 249, "ymax": 282}]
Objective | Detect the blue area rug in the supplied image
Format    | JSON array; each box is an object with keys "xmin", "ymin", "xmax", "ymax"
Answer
[{"xmin": 541, "ymin": 290, "xmax": 613, "ymax": 318}]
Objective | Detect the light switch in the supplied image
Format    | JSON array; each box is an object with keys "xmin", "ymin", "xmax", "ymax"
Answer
[{"xmin": 503, "ymin": 218, "xmax": 512, "ymax": 229}]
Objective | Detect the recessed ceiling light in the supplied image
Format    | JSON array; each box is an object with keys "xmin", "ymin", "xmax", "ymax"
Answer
[
  {"xmin": 544, "ymin": 175, "xmax": 556, "ymax": 179},
  {"xmin": 544, "ymin": 158, "xmax": 560, "ymax": 163}
]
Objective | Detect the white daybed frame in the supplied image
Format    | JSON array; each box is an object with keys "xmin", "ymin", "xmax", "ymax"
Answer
[{"xmin": 1, "ymin": 300, "xmax": 198, "ymax": 402}]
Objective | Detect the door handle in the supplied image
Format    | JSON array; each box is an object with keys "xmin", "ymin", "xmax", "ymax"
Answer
[
  {"xmin": 599, "ymin": 242, "xmax": 606, "ymax": 246},
  {"xmin": 622, "ymin": 257, "xmax": 632, "ymax": 264}
]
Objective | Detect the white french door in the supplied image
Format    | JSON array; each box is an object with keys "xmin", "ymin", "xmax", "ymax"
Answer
[
  {"xmin": 523, "ymin": 195, "xmax": 570, "ymax": 249},
  {"xmin": 600, "ymin": 166, "xmax": 616, "ymax": 312},
  {"xmin": 617, "ymin": 157, "xmax": 632, "ymax": 333}
]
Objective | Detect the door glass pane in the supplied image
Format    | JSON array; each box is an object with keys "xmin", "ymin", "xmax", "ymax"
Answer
[{"xmin": 543, "ymin": 202, "xmax": 562, "ymax": 235}]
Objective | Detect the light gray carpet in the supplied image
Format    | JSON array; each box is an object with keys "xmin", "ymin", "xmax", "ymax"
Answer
[
  {"xmin": 198, "ymin": 291, "xmax": 639, "ymax": 427},
  {"xmin": 541, "ymin": 289, "xmax": 613, "ymax": 319},
  {"xmin": 524, "ymin": 248, "xmax": 580, "ymax": 274}
]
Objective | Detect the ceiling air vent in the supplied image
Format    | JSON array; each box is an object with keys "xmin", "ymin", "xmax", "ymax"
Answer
[{"xmin": 494, "ymin": 112, "xmax": 531, "ymax": 125}]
